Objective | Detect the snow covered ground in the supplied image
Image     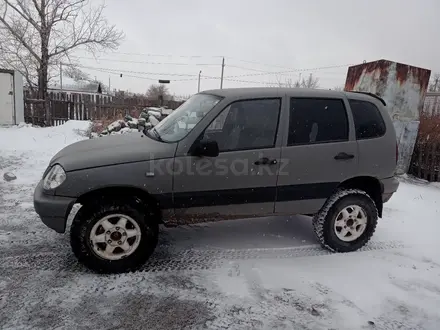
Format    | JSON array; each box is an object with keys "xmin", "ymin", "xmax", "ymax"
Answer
[{"xmin": 1, "ymin": 122, "xmax": 440, "ymax": 330}]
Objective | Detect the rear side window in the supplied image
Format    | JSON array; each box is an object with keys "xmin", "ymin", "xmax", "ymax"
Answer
[
  {"xmin": 288, "ymin": 98, "xmax": 348, "ymax": 146},
  {"xmin": 348, "ymin": 99, "xmax": 386, "ymax": 139}
]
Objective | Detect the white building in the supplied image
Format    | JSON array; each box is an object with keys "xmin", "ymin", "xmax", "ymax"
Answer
[{"xmin": 0, "ymin": 69, "xmax": 24, "ymax": 125}]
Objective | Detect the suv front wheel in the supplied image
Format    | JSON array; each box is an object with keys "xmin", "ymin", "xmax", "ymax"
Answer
[
  {"xmin": 313, "ymin": 189, "xmax": 378, "ymax": 252},
  {"xmin": 70, "ymin": 197, "xmax": 159, "ymax": 273}
]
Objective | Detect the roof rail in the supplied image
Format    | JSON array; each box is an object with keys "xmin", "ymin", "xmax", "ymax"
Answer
[{"xmin": 347, "ymin": 91, "xmax": 387, "ymax": 106}]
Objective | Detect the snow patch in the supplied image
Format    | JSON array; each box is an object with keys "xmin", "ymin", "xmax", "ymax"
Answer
[
  {"xmin": 0, "ymin": 120, "xmax": 91, "ymax": 151},
  {"xmin": 0, "ymin": 120, "xmax": 91, "ymax": 185},
  {"xmin": 1, "ymin": 119, "xmax": 440, "ymax": 328}
]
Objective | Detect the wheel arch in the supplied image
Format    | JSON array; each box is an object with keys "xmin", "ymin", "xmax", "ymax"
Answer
[
  {"xmin": 338, "ymin": 176, "xmax": 383, "ymax": 218},
  {"xmin": 76, "ymin": 185, "xmax": 163, "ymax": 224}
]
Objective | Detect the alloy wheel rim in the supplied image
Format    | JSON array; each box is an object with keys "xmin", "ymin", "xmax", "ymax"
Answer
[
  {"xmin": 334, "ymin": 205, "xmax": 368, "ymax": 242},
  {"xmin": 89, "ymin": 214, "xmax": 141, "ymax": 260}
]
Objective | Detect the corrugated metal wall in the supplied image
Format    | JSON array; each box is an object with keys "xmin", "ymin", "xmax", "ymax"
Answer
[{"xmin": 344, "ymin": 59, "xmax": 431, "ymax": 174}]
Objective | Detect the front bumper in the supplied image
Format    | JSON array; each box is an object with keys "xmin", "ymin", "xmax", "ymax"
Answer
[
  {"xmin": 381, "ymin": 176, "xmax": 400, "ymax": 203},
  {"xmin": 33, "ymin": 180, "xmax": 76, "ymax": 233}
]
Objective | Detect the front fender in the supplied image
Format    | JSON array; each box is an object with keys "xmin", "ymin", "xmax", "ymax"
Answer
[{"xmin": 55, "ymin": 159, "xmax": 174, "ymax": 199}]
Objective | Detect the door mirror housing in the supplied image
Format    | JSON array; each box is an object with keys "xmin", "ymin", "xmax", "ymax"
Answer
[{"xmin": 193, "ymin": 140, "xmax": 219, "ymax": 157}]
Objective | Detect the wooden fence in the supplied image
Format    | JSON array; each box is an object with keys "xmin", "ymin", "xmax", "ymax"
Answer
[
  {"xmin": 410, "ymin": 141, "xmax": 440, "ymax": 182},
  {"xmin": 409, "ymin": 92, "xmax": 440, "ymax": 181},
  {"xmin": 24, "ymin": 90, "xmax": 184, "ymax": 126}
]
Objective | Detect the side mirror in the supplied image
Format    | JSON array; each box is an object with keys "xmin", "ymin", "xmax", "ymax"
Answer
[{"xmin": 193, "ymin": 140, "xmax": 219, "ymax": 157}]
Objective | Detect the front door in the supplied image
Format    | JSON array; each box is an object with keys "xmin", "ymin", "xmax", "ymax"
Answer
[
  {"xmin": 275, "ymin": 96, "xmax": 359, "ymax": 215},
  {"xmin": 172, "ymin": 98, "xmax": 283, "ymax": 224}
]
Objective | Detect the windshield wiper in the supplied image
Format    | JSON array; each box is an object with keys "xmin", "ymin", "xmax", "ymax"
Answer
[{"xmin": 148, "ymin": 127, "xmax": 163, "ymax": 142}]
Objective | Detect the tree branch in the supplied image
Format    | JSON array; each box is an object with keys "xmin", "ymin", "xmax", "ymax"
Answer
[
  {"xmin": 31, "ymin": 0, "xmax": 43, "ymax": 16},
  {"xmin": 0, "ymin": 52, "xmax": 36, "ymax": 88},
  {"xmin": 48, "ymin": 0, "xmax": 85, "ymax": 27},
  {"xmin": 0, "ymin": 0, "xmax": 123, "ymax": 99},
  {"xmin": 4, "ymin": 0, "xmax": 41, "ymax": 32},
  {"xmin": 0, "ymin": 17, "xmax": 41, "ymax": 61}
]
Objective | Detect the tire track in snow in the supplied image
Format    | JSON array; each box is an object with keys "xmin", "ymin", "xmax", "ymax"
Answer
[{"xmin": 0, "ymin": 240, "xmax": 406, "ymax": 272}]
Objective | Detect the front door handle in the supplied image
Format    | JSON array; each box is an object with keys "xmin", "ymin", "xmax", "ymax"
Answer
[
  {"xmin": 254, "ymin": 157, "xmax": 277, "ymax": 165},
  {"xmin": 334, "ymin": 152, "xmax": 355, "ymax": 160}
]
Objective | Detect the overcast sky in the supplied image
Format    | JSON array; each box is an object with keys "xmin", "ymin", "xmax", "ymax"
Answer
[{"xmin": 72, "ymin": 0, "xmax": 440, "ymax": 96}]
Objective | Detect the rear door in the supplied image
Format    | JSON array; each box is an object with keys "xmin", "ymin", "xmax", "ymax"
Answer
[
  {"xmin": 275, "ymin": 96, "xmax": 359, "ymax": 215},
  {"xmin": 348, "ymin": 98, "xmax": 395, "ymax": 178}
]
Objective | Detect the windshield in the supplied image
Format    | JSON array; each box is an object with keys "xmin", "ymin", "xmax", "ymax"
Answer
[{"xmin": 153, "ymin": 93, "xmax": 222, "ymax": 142}]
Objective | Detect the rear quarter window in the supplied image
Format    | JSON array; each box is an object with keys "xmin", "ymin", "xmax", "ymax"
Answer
[{"xmin": 348, "ymin": 99, "xmax": 386, "ymax": 139}]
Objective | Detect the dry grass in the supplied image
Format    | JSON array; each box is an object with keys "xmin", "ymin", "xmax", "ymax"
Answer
[
  {"xmin": 418, "ymin": 112, "xmax": 440, "ymax": 142},
  {"xmin": 411, "ymin": 111, "xmax": 440, "ymax": 181}
]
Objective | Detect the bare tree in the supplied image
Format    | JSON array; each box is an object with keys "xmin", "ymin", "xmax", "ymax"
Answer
[
  {"xmin": 274, "ymin": 76, "xmax": 293, "ymax": 88},
  {"xmin": 299, "ymin": 74, "xmax": 320, "ymax": 88},
  {"xmin": 0, "ymin": 0, "xmax": 123, "ymax": 121},
  {"xmin": 274, "ymin": 74, "xmax": 319, "ymax": 89},
  {"xmin": 332, "ymin": 85, "xmax": 345, "ymax": 91},
  {"xmin": 282, "ymin": 78, "xmax": 300, "ymax": 88},
  {"xmin": 146, "ymin": 84, "xmax": 171, "ymax": 101},
  {"xmin": 64, "ymin": 65, "xmax": 90, "ymax": 82}
]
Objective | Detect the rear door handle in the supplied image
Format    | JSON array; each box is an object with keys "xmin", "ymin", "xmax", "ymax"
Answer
[
  {"xmin": 254, "ymin": 157, "xmax": 277, "ymax": 165},
  {"xmin": 334, "ymin": 152, "xmax": 355, "ymax": 160}
]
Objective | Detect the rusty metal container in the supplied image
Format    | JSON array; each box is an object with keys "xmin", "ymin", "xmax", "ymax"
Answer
[{"xmin": 344, "ymin": 59, "xmax": 431, "ymax": 174}]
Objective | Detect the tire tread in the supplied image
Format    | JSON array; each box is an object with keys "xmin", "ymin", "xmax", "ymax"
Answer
[
  {"xmin": 312, "ymin": 189, "xmax": 378, "ymax": 253},
  {"xmin": 70, "ymin": 197, "xmax": 158, "ymax": 274}
]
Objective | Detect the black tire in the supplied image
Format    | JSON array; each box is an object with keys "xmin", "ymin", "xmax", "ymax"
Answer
[
  {"xmin": 312, "ymin": 189, "xmax": 378, "ymax": 252},
  {"xmin": 70, "ymin": 197, "xmax": 158, "ymax": 273}
]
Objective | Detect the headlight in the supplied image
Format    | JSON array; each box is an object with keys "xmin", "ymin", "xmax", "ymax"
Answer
[{"xmin": 43, "ymin": 164, "xmax": 66, "ymax": 190}]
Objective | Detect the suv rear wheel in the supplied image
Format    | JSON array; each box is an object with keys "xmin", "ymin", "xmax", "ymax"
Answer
[
  {"xmin": 70, "ymin": 197, "xmax": 158, "ymax": 273},
  {"xmin": 312, "ymin": 189, "xmax": 378, "ymax": 252}
]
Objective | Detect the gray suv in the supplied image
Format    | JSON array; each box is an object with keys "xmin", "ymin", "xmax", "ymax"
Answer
[{"xmin": 34, "ymin": 88, "xmax": 399, "ymax": 273}]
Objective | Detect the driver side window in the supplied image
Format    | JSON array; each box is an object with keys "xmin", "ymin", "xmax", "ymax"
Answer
[{"xmin": 203, "ymin": 98, "xmax": 281, "ymax": 152}]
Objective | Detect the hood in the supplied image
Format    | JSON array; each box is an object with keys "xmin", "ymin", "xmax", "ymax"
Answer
[{"xmin": 50, "ymin": 132, "xmax": 177, "ymax": 172}]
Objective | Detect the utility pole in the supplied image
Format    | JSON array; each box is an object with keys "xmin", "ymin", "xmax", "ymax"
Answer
[
  {"xmin": 220, "ymin": 57, "xmax": 225, "ymax": 89},
  {"xmin": 197, "ymin": 70, "xmax": 202, "ymax": 92},
  {"xmin": 108, "ymin": 75, "xmax": 111, "ymax": 95},
  {"xmin": 60, "ymin": 63, "xmax": 63, "ymax": 90},
  {"xmin": 158, "ymin": 80, "xmax": 170, "ymax": 107}
]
